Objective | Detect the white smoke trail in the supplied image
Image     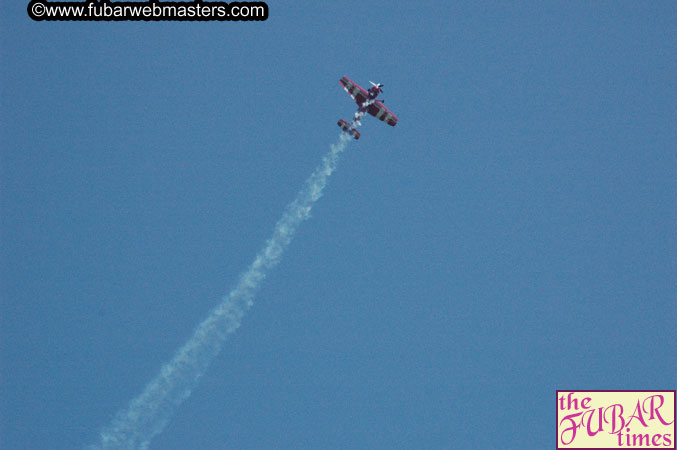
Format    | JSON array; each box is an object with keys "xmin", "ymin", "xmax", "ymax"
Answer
[{"xmin": 94, "ymin": 130, "xmax": 356, "ymax": 449}]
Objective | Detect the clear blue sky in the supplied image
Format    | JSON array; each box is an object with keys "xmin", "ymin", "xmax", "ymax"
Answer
[{"xmin": 2, "ymin": 1, "xmax": 675, "ymax": 449}]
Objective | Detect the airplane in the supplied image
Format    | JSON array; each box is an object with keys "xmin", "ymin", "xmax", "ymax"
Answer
[{"xmin": 337, "ymin": 76, "xmax": 398, "ymax": 140}]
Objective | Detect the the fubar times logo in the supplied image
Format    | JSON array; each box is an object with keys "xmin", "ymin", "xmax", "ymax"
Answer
[{"xmin": 557, "ymin": 390, "xmax": 675, "ymax": 449}]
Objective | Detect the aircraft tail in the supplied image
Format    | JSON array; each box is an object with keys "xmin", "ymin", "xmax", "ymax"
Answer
[{"xmin": 337, "ymin": 119, "xmax": 360, "ymax": 140}]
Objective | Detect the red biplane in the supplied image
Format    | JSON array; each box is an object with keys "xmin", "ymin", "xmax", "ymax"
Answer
[{"xmin": 337, "ymin": 76, "xmax": 398, "ymax": 140}]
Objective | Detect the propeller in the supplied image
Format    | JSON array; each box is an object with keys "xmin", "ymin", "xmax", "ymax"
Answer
[{"xmin": 369, "ymin": 81, "xmax": 384, "ymax": 92}]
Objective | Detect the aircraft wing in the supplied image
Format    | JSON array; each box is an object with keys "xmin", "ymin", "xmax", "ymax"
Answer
[
  {"xmin": 367, "ymin": 100, "xmax": 398, "ymax": 127},
  {"xmin": 339, "ymin": 76, "xmax": 369, "ymax": 106}
]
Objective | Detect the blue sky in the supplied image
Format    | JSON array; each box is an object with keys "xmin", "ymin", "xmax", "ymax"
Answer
[{"xmin": 2, "ymin": 1, "xmax": 675, "ymax": 448}]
